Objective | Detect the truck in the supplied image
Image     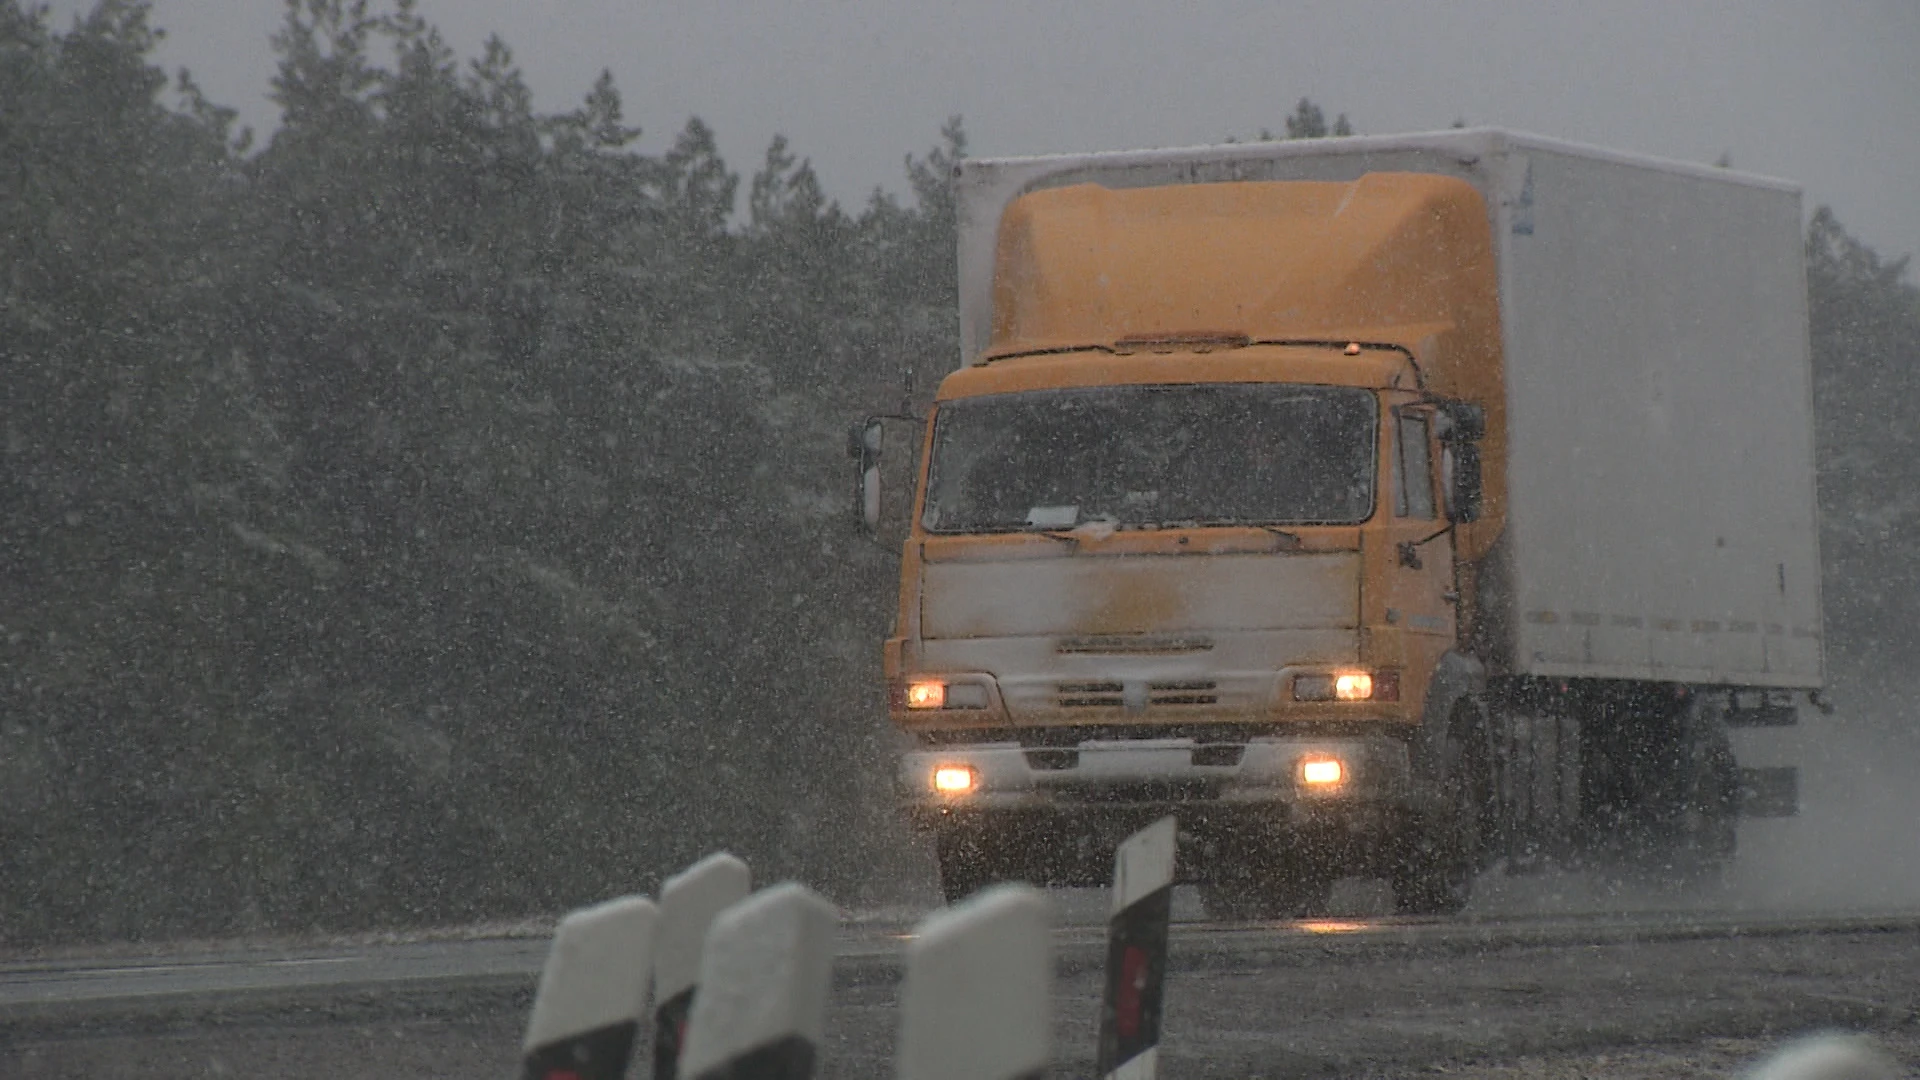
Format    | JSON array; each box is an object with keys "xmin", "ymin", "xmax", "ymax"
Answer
[{"xmin": 850, "ymin": 129, "xmax": 1821, "ymax": 916}]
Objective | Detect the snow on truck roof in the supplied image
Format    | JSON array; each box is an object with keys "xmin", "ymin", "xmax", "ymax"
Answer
[{"xmin": 958, "ymin": 128, "xmax": 1800, "ymax": 195}]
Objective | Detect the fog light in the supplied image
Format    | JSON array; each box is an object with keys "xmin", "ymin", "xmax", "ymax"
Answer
[
  {"xmin": 933, "ymin": 765, "xmax": 976, "ymax": 794},
  {"xmin": 907, "ymin": 680, "xmax": 947, "ymax": 709},
  {"xmin": 1300, "ymin": 758, "xmax": 1344, "ymax": 786}
]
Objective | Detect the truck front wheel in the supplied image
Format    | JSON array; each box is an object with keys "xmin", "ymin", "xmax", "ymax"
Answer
[
  {"xmin": 1391, "ymin": 720, "xmax": 1491, "ymax": 915},
  {"xmin": 1199, "ymin": 860, "xmax": 1335, "ymax": 921},
  {"xmin": 933, "ymin": 823, "xmax": 1003, "ymax": 903}
]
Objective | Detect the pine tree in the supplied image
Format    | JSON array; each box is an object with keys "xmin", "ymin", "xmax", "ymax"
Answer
[
  {"xmin": 1282, "ymin": 97, "xmax": 1353, "ymax": 139},
  {"xmin": 1806, "ymin": 208, "xmax": 1920, "ymax": 671}
]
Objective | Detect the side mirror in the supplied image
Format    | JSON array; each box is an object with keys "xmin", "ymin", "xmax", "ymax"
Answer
[
  {"xmin": 1436, "ymin": 400, "xmax": 1485, "ymax": 524},
  {"xmin": 1440, "ymin": 401, "xmax": 1486, "ymax": 442},
  {"xmin": 1445, "ymin": 442, "xmax": 1483, "ymax": 524},
  {"xmin": 847, "ymin": 419, "xmax": 884, "ymax": 534}
]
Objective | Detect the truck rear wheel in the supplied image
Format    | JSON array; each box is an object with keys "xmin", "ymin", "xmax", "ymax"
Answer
[
  {"xmin": 1635, "ymin": 699, "xmax": 1739, "ymax": 884},
  {"xmin": 1579, "ymin": 689, "xmax": 1738, "ymax": 885}
]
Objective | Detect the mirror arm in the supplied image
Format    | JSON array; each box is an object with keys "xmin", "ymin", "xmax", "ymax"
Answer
[{"xmin": 1396, "ymin": 522, "xmax": 1455, "ymax": 569}]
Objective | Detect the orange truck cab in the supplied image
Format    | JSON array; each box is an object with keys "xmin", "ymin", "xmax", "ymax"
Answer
[{"xmin": 854, "ymin": 131, "xmax": 1822, "ymax": 916}]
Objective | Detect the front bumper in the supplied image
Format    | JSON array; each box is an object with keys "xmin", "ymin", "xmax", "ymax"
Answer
[{"xmin": 899, "ymin": 734, "xmax": 1414, "ymax": 828}]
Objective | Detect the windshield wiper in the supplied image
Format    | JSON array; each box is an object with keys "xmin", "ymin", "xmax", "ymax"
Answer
[
  {"xmin": 1026, "ymin": 515, "xmax": 1121, "ymax": 546},
  {"xmin": 1141, "ymin": 520, "xmax": 1306, "ymax": 547},
  {"xmin": 1257, "ymin": 525, "xmax": 1306, "ymax": 550}
]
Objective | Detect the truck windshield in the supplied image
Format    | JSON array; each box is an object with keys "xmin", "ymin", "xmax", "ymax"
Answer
[{"xmin": 921, "ymin": 384, "xmax": 1377, "ymax": 533}]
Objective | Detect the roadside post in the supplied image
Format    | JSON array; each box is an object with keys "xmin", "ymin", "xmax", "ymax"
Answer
[
  {"xmin": 653, "ymin": 853, "xmax": 752, "ymax": 1080},
  {"xmin": 679, "ymin": 883, "xmax": 838, "ymax": 1080},
  {"xmin": 521, "ymin": 895, "xmax": 659, "ymax": 1080},
  {"xmin": 1096, "ymin": 817, "xmax": 1177, "ymax": 1080},
  {"xmin": 897, "ymin": 883, "xmax": 1053, "ymax": 1080}
]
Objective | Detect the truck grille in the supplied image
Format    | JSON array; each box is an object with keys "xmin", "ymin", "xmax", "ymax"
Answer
[
  {"xmin": 1057, "ymin": 681, "xmax": 1123, "ymax": 707},
  {"xmin": 1150, "ymin": 680, "xmax": 1220, "ymax": 705},
  {"xmin": 1016, "ymin": 723, "xmax": 1274, "ymax": 747},
  {"xmin": 1056, "ymin": 680, "xmax": 1219, "ymax": 708}
]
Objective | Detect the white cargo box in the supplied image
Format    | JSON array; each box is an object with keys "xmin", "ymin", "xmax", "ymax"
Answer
[{"xmin": 953, "ymin": 130, "xmax": 1822, "ymax": 689}]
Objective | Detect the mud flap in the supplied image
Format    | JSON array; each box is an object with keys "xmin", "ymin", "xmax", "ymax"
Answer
[{"xmin": 1737, "ymin": 766, "xmax": 1799, "ymax": 818}]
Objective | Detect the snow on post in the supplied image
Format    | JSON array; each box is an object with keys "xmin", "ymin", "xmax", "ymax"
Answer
[
  {"xmin": 1096, "ymin": 816, "xmax": 1177, "ymax": 1080},
  {"xmin": 679, "ymin": 882, "xmax": 838, "ymax": 1080},
  {"xmin": 897, "ymin": 884, "xmax": 1053, "ymax": 1080},
  {"xmin": 653, "ymin": 852, "xmax": 752, "ymax": 1080},
  {"xmin": 522, "ymin": 895, "xmax": 659, "ymax": 1080}
]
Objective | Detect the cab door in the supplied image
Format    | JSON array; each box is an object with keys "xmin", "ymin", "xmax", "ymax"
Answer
[{"xmin": 1383, "ymin": 404, "xmax": 1457, "ymax": 646}]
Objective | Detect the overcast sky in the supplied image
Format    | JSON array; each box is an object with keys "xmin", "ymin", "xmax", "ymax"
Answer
[{"xmin": 42, "ymin": 0, "xmax": 1920, "ymax": 261}]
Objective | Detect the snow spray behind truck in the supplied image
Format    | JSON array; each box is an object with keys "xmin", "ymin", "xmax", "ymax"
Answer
[{"xmin": 850, "ymin": 129, "xmax": 1821, "ymax": 915}]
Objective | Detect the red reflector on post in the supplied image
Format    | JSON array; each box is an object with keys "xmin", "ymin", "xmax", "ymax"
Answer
[{"xmin": 1116, "ymin": 944, "xmax": 1148, "ymax": 1039}]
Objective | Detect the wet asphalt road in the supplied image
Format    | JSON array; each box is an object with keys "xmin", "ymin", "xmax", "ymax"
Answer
[{"xmin": 5, "ymin": 889, "xmax": 1919, "ymax": 1079}]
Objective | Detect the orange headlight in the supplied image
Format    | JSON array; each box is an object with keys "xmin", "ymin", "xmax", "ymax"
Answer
[
  {"xmin": 1333, "ymin": 673, "xmax": 1372, "ymax": 701},
  {"xmin": 1293, "ymin": 670, "xmax": 1400, "ymax": 702}
]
